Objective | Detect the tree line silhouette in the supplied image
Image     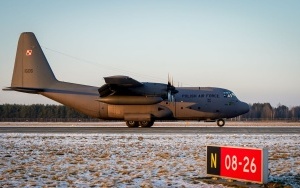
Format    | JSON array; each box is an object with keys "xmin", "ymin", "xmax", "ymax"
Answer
[
  {"xmin": 0, "ymin": 103, "xmax": 299, "ymax": 122},
  {"xmin": 0, "ymin": 104, "xmax": 92, "ymax": 122},
  {"xmin": 240, "ymin": 103, "xmax": 300, "ymax": 120}
]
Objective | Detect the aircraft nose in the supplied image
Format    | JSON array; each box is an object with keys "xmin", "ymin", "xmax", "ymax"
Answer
[{"xmin": 239, "ymin": 101, "xmax": 250, "ymax": 114}]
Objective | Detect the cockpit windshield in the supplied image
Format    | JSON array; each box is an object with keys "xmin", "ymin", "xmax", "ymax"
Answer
[{"xmin": 223, "ymin": 91, "xmax": 236, "ymax": 98}]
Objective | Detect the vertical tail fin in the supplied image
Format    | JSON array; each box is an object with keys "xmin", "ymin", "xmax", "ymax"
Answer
[{"xmin": 11, "ymin": 32, "xmax": 57, "ymax": 89}]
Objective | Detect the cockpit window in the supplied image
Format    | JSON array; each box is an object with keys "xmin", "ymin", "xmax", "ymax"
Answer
[{"xmin": 223, "ymin": 91, "xmax": 236, "ymax": 98}]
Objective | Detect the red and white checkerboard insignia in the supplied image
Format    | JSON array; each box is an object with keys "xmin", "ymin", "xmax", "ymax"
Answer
[{"xmin": 26, "ymin": 50, "xmax": 32, "ymax": 56}]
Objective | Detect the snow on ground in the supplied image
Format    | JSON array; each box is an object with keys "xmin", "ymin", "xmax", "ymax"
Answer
[{"xmin": 0, "ymin": 132, "xmax": 300, "ymax": 187}]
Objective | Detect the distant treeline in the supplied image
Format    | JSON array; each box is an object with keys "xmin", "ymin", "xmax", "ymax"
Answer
[
  {"xmin": 0, "ymin": 103, "xmax": 300, "ymax": 122},
  {"xmin": 0, "ymin": 104, "xmax": 92, "ymax": 122},
  {"xmin": 240, "ymin": 103, "xmax": 300, "ymax": 120}
]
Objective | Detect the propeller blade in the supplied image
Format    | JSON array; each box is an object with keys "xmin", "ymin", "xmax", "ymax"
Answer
[
  {"xmin": 166, "ymin": 74, "xmax": 178, "ymax": 96},
  {"xmin": 168, "ymin": 73, "xmax": 171, "ymax": 86}
]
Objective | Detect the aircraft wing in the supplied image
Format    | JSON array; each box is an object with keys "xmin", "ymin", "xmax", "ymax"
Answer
[
  {"xmin": 104, "ymin": 75, "xmax": 143, "ymax": 87},
  {"xmin": 98, "ymin": 76, "xmax": 144, "ymax": 97}
]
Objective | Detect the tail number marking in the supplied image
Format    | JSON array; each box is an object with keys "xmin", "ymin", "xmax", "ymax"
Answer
[{"xmin": 24, "ymin": 69, "xmax": 33, "ymax": 73}]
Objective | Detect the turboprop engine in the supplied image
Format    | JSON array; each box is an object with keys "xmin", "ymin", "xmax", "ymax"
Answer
[{"xmin": 98, "ymin": 76, "xmax": 178, "ymax": 101}]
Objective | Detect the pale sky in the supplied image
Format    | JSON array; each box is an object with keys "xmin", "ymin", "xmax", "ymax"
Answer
[{"xmin": 1, "ymin": 0, "xmax": 299, "ymax": 107}]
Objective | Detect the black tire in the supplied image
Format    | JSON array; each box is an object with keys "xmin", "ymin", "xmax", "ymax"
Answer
[
  {"xmin": 217, "ymin": 119, "xmax": 225, "ymax": 127},
  {"xmin": 126, "ymin": 121, "xmax": 139, "ymax": 128},
  {"xmin": 139, "ymin": 121, "xmax": 154, "ymax": 128}
]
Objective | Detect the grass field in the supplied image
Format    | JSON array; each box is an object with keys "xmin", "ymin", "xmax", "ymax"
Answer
[{"xmin": 0, "ymin": 125, "xmax": 299, "ymax": 187}]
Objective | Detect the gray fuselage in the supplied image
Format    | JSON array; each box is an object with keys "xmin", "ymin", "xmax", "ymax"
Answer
[{"xmin": 40, "ymin": 81, "xmax": 249, "ymax": 121}]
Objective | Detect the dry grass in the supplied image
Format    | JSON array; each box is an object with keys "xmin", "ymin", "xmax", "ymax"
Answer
[{"xmin": 0, "ymin": 133, "xmax": 299, "ymax": 187}]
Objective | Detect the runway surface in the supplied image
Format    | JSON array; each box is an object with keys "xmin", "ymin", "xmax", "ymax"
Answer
[{"xmin": 0, "ymin": 126, "xmax": 299, "ymax": 134}]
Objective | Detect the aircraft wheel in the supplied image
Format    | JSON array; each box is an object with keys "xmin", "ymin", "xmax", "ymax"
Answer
[
  {"xmin": 217, "ymin": 119, "xmax": 225, "ymax": 127},
  {"xmin": 139, "ymin": 121, "xmax": 154, "ymax": 128},
  {"xmin": 126, "ymin": 121, "xmax": 139, "ymax": 128}
]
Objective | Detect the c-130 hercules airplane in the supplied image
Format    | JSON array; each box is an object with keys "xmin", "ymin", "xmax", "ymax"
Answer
[{"xmin": 4, "ymin": 32, "xmax": 249, "ymax": 127}]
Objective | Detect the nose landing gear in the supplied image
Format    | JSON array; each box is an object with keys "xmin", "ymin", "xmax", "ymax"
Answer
[{"xmin": 217, "ymin": 119, "xmax": 225, "ymax": 127}]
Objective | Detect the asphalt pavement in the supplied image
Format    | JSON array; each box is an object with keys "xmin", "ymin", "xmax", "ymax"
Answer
[{"xmin": 0, "ymin": 126, "xmax": 299, "ymax": 134}]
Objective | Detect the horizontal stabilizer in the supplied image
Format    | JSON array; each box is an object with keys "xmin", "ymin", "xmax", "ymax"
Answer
[{"xmin": 3, "ymin": 87, "xmax": 44, "ymax": 94}]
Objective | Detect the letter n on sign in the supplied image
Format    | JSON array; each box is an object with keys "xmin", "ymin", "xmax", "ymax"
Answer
[{"xmin": 206, "ymin": 146, "xmax": 220, "ymax": 175}]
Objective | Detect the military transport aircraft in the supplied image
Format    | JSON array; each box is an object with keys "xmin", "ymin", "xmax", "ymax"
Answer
[{"xmin": 3, "ymin": 32, "xmax": 249, "ymax": 127}]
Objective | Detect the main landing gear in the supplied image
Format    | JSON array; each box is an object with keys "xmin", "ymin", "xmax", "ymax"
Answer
[
  {"xmin": 217, "ymin": 119, "xmax": 225, "ymax": 127},
  {"xmin": 126, "ymin": 121, "xmax": 154, "ymax": 128}
]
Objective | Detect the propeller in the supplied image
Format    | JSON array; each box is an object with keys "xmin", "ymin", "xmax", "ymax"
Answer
[{"xmin": 167, "ymin": 74, "xmax": 178, "ymax": 102}]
